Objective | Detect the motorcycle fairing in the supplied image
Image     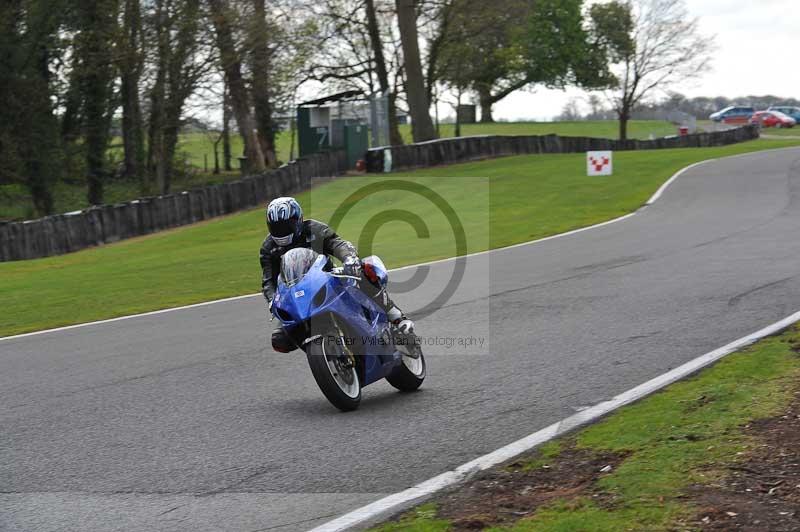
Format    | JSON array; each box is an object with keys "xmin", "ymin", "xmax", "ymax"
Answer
[{"xmin": 273, "ymin": 255, "xmax": 401, "ymax": 386}]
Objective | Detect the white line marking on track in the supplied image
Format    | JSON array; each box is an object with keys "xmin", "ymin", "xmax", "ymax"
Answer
[
  {"xmin": 3, "ymin": 146, "xmax": 797, "ymax": 343},
  {"xmin": 0, "ymin": 294, "xmax": 259, "ymax": 342},
  {"xmin": 309, "ymin": 309, "xmax": 800, "ymax": 532},
  {"xmin": 645, "ymin": 160, "xmax": 713, "ymax": 206}
]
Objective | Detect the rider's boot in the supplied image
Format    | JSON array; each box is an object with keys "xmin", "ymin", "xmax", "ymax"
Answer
[
  {"xmin": 384, "ymin": 301, "xmax": 419, "ymax": 358},
  {"xmin": 386, "ymin": 305, "xmax": 414, "ymax": 335}
]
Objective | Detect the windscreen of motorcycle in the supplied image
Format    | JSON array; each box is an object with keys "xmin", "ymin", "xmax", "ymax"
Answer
[{"xmin": 279, "ymin": 247, "xmax": 320, "ymax": 287}]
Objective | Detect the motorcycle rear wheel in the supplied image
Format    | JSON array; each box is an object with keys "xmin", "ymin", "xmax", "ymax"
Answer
[
  {"xmin": 386, "ymin": 337, "xmax": 426, "ymax": 392},
  {"xmin": 305, "ymin": 332, "xmax": 361, "ymax": 412}
]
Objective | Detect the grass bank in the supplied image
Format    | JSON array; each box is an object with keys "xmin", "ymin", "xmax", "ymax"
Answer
[
  {"xmin": 761, "ymin": 127, "xmax": 800, "ymax": 137},
  {"xmin": 1, "ymin": 138, "xmax": 799, "ymax": 337},
  {"xmin": 0, "ymin": 120, "xmax": 676, "ymax": 221},
  {"xmin": 372, "ymin": 324, "xmax": 800, "ymax": 531}
]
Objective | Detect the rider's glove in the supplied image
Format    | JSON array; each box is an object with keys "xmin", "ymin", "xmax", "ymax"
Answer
[
  {"xmin": 394, "ymin": 318, "xmax": 415, "ymax": 335},
  {"xmin": 343, "ymin": 256, "xmax": 361, "ymax": 278}
]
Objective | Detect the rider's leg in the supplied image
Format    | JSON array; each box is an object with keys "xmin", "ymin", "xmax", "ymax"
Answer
[
  {"xmin": 359, "ymin": 272, "xmax": 414, "ymax": 333},
  {"xmin": 359, "ymin": 255, "xmax": 415, "ymax": 335},
  {"xmin": 357, "ymin": 265, "xmax": 418, "ymax": 357}
]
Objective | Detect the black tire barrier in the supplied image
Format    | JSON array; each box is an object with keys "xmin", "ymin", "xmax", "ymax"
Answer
[
  {"xmin": 0, "ymin": 150, "xmax": 349, "ymax": 262},
  {"xmin": 364, "ymin": 125, "xmax": 760, "ymax": 173}
]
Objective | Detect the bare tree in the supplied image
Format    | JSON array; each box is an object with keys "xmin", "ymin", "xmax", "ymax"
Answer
[
  {"xmin": 365, "ymin": 0, "xmax": 403, "ymax": 145},
  {"xmin": 595, "ymin": 0, "xmax": 715, "ymax": 140},
  {"xmin": 558, "ymin": 98, "xmax": 583, "ymax": 121},
  {"xmin": 585, "ymin": 94, "xmax": 606, "ymax": 119},
  {"xmin": 76, "ymin": 0, "xmax": 120, "ymax": 205},
  {"xmin": 306, "ymin": 0, "xmax": 375, "ymax": 93},
  {"xmin": 249, "ymin": 0, "xmax": 278, "ymax": 168},
  {"xmin": 119, "ymin": 0, "xmax": 146, "ymax": 181},
  {"xmin": 208, "ymin": 0, "xmax": 267, "ymax": 174},
  {"xmin": 307, "ymin": 0, "xmax": 403, "ymax": 143},
  {"xmin": 222, "ymin": 80, "xmax": 233, "ymax": 171},
  {"xmin": 395, "ymin": 0, "xmax": 435, "ymax": 141},
  {"xmin": 145, "ymin": 0, "xmax": 209, "ymax": 194}
]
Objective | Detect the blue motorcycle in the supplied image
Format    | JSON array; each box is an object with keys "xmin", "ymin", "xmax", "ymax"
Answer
[{"xmin": 271, "ymin": 248, "xmax": 426, "ymax": 411}]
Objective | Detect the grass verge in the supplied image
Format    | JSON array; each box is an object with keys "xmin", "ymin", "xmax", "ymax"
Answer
[
  {"xmin": 1, "ymin": 138, "xmax": 799, "ymax": 337},
  {"xmin": 371, "ymin": 324, "xmax": 800, "ymax": 531},
  {"xmin": 760, "ymin": 127, "xmax": 800, "ymax": 137}
]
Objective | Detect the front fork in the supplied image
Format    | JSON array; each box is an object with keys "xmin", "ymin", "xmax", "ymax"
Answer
[{"xmin": 331, "ymin": 314, "xmax": 358, "ymax": 368}]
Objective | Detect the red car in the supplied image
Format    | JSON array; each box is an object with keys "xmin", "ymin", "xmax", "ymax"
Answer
[{"xmin": 750, "ymin": 110, "xmax": 796, "ymax": 128}]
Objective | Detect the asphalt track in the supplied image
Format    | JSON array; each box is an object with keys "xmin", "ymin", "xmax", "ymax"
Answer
[{"xmin": 3, "ymin": 148, "xmax": 800, "ymax": 531}]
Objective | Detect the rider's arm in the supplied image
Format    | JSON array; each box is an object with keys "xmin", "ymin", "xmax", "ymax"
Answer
[
  {"xmin": 259, "ymin": 239, "xmax": 276, "ymax": 302},
  {"xmin": 314, "ymin": 221, "xmax": 358, "ymax": 263}
]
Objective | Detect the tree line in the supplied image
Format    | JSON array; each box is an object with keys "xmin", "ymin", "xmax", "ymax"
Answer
[{"xmin": 1, "ymin": 0, "xmax": 712, "ymax": 217}]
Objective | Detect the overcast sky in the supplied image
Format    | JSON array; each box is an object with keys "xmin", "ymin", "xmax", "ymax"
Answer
[{"xmin": 489, "ymin": 0, "xmax": 800, "ymax": 121}]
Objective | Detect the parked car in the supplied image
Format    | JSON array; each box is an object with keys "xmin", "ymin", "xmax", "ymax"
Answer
[
  {"xmin": 709, "ymin": 106, "xmax": 755, "ymax": 124},
  {"xmin": 767, "ymin": 106, "xmax": 800, "ymax": 122},
  {"xmin": 750, "ymin": 110, "xmax": 796, "ymax": 128}
]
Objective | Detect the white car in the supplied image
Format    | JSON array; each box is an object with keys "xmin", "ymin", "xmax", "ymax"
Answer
[{"xmin": 767, "ymin": 106, "xmax": 800, "ymax": 123}]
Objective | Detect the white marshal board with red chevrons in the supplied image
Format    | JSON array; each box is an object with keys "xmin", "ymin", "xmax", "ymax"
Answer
[{"xmin": 586, "ymin": 151, "xmax": 613, "ymax": 176}]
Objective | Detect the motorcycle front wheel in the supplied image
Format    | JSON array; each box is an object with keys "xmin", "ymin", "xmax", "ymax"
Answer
[{"xmin": 305, "ymin": 331, "xmax": 361, "ymax": 412}]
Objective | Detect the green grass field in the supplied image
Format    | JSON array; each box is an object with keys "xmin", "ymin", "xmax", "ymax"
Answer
[
  {"xmin": 1, "ymin": 138, "xmax": 798, "ymax": 337},
  {"xmin": 0, "ymin": 120, "xmax": 677, "ymax": 221},
  {"xmin": 372, "ymin": 325, "xmax": 800, "ymax": 531},
  {"xmin": 760, "ymin": 126, "xmax": 800, "ymax": 137}
]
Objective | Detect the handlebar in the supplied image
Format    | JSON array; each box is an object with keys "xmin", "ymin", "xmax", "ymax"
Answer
[{"xmin": 330, "ymin": 267, "xmax": 361, "ymax": 281}]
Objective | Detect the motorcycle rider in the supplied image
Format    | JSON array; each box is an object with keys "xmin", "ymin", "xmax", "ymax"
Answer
[{"xmin": 260, "ymin": 196, "xmax": 414, "ymax": 353}]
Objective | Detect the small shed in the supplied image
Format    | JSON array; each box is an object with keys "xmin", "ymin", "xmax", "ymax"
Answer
[
  {"xmin": 456, "ymin": 104, "xmax": 477, "ymax": 125},
  {"xmin": 297, "ymin": 90, "xmax": 369, "ymax": 168}
]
